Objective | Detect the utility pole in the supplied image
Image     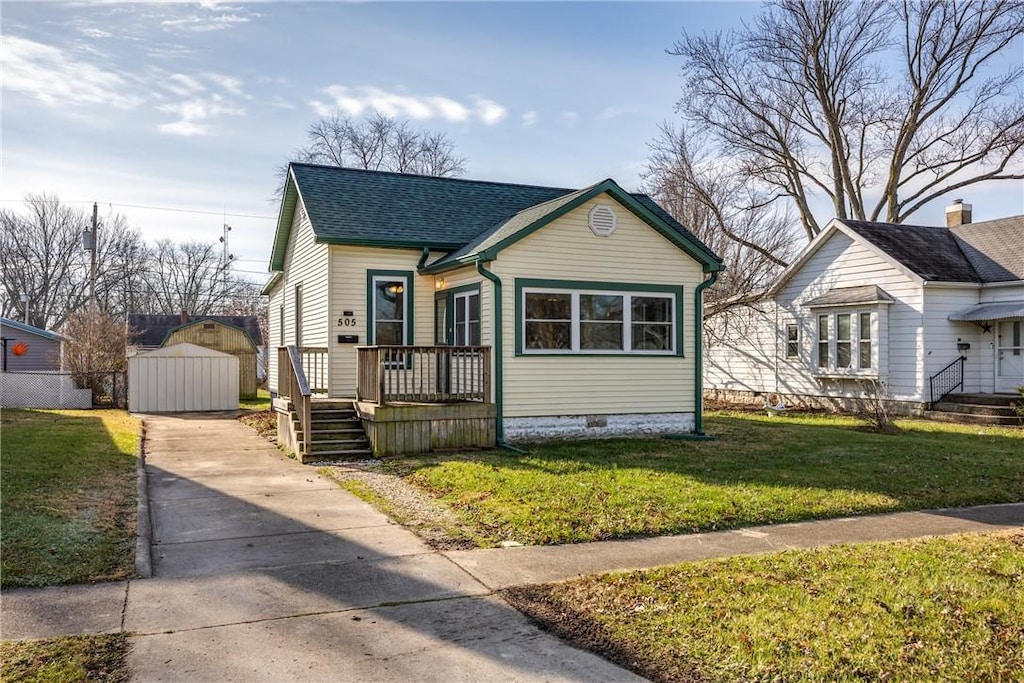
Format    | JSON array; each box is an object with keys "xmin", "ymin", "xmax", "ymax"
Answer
[{"xmin": 90, "ymin": 202, "xmax": 98, "ymax": 312}]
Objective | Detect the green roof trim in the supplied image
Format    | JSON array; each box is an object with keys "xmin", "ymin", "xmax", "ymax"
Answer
[
  {"xmin": 261, "ymin": 271, "xmax": 283, "ymax": 296},
  {"xmin": 421, "ymin": 179, "xmax": 724, "ymax": 274},
  {"xmin": 269, "ymin": 169, "xmax": 301, "ymax": 271}
]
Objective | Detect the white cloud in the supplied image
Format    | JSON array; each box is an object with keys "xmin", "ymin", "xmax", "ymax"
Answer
[
  {"xmin": 162, "ymin": 12, "xmax": 257, "ymax": 33},
  {"xmin": 157, "ymin": 96, "xmax": 245, "ymax": 136},
  {"xmin": 475, "ymin": 99, "xmax": 507, "ymax": 126},
  {"xmin": 1, "ymin": 35, "xmax": 142, "ymax": 109},
  {"xmin": 79, "ymin": 27, "xmax": 112, "ymax": 39},
  {"xmin": 203, "ymin": 72, "xmax": 247, "ymax": 98},
  {"xmin": 595, "ymin": 105, "xmax": 632, "ymax": 122},
  {"xmin": 166, "ymin": 73, "xmax": 205, "ymax": 96},
  {"xmin": 311, "ymin": 86, "xmax": 508, "ymax": 126},
  {"xmin": 521, "ymin": 111, "xmax": 539, "ymax": 127}
]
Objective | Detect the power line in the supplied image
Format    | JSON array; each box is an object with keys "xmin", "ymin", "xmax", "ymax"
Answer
[{"xmin": 0, "ymin": 198, "xmax": 276, "ymax": 220}]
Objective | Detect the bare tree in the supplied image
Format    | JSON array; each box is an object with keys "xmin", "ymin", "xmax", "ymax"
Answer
[
  {"xmin": 643, "ymin": 123, "xmax": 799, "ymax": 315},
  {"xmin": 0, "ymin": 194, "xmax": 147, "ymax": 329},
  {"xmin": 280, "ymin": 112, "xmax": 466, "ymax": 189},
  {"xmin": 671, "ymin": 0, "xmax": 1024, "ymax": 239},
  {"xmin": 146, "ymin": 239, "xmax": 246, "ymax": 316},
  {"xmin": 62, "ymin": 307, "xmax": 130, "ymax": 405}
]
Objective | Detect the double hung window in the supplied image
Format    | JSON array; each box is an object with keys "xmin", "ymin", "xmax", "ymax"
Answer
[{"xmin": 816, "ymin": 310, "xmax": 873, "ymax": 372}]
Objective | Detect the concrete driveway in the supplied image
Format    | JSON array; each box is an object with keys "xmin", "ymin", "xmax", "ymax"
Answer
[{"xmin": 129, "ymin": 413, "xmax": 638, "ymax": 682}]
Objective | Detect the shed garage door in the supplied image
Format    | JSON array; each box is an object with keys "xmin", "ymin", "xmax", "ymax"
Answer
[{"xmin": 129, "ymin": 342, "xmax": 239, "ymax": 412}]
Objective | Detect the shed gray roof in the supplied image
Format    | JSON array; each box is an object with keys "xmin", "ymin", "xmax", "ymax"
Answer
[
  {"xmin": 841, "ymin": 215, "xmax": 1024, "ymax": 283},
  {"xmin": 804, "ymin": 285, "xmax": 895, "ymax": 307},
  {"xmin": 128, "ymin": 315, "xmax": 263, "ymax": 347}
]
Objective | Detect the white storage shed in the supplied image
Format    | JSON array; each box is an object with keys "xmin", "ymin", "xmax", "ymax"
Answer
[{"xmin": 128, "ymin": 342, "xmax": 239, "ymax": 413}]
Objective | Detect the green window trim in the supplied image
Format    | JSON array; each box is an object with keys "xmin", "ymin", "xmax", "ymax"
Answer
[
  {"xmin": 513, "ymin": 278, "xmax": 684, "ymax": 357},
  {"xmin": 366, "ymin": 269, "xmax": 415, "ymax": 345},
  {"xmin": 434, "ymin": 282, "xmax": 482, "ymax": 345}
]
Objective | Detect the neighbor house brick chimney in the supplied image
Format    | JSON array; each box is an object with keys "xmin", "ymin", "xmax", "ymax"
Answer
[
  {"xmin": 180, "ymin": 311, "xmax": 189, "ymax": 325},
  {"xmin": 945, "ymin": 199, "xmax": 972, "ymax": 227}
]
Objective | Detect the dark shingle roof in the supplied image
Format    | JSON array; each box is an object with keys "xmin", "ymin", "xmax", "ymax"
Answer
[
  {"xmin": 278, "ymin": 164, "xmax": 721, "ymax": 270},
  {"xmin": 290, "ymin": 164, "xmax": 573, "ymax": 249},
  {"xmin": 951, "ymin": 216, "xmax": 1024, "ymax": 282},
  {"xmin": 840, "ymin": 220, "xmax": 983, "ymax": 282},
  {"xmin": 128, "ymin": 315, "xmax": 263, "ymax": 347}
]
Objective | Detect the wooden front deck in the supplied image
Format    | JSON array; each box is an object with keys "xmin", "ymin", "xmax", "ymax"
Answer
[{"xmin": 277, "ymin": 345, "xmax": 495, "ymax": 458}]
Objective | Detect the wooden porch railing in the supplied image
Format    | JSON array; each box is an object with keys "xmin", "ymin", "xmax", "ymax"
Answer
[
  {"xmin": 300, "ymin": 346, "xmax": 328, "ymax": 394},
  {"xmin": 356, "ymin": 345, "xmax": 491, "ymax": 404},
  {"xmin": 278, "ymin": 346, "xmax": 312, "ymax": 451}
]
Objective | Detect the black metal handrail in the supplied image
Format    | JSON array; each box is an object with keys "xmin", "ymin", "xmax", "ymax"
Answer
[{"xmin": 929, "ymin": 356, "xmax": 965, "ymax": 406}]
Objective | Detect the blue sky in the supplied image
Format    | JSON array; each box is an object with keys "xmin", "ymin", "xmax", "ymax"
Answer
[{"xmin": 2, "ymin": 1, "xmax": 1022, "ymax": 283}]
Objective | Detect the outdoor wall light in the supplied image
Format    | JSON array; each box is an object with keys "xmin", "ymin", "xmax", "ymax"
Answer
[{"xmin": 435, "ymin": 278, "xmax": 445, "ymax": 290}]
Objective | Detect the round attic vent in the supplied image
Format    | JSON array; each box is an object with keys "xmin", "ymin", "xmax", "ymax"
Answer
[{"xmin": 588, "ymin": 204, "xmax": 617, "ymax": 237}]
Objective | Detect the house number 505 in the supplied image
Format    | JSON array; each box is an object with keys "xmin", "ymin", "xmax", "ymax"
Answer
[{"xmin": 337, "ymin": 317, "xmax": 357, "ymax": 327}]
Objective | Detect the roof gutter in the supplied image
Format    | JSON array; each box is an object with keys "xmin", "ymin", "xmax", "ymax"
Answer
[
  {"xmin": 476, "ymin": 260, "xmax": 508, "ymax": 446},
  {"xmin": 692, "ymin": 269, "xmax": 720, "ymax": 435}
]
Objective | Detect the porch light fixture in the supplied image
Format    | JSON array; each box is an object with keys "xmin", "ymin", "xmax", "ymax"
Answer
[{"xmin": 435, "ymin": 278, "xmax": 445, "ymax": 290}]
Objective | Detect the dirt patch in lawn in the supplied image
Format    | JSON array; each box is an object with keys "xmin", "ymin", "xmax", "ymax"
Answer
[
  {"xmin": 1, "ymin": 633, "xmax": 131, "ymax": 682},
  {"xmin": 238, "ymin": 410, "xmax": 276, "ymax": 440},
  {"xmin": 319, "ymin": 462, "xmax": 480, "ymax": 550}
]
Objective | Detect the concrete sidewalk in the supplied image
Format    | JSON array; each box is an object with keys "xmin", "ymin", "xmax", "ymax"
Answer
[{"xmin": 1, "ymin": 412, "xmax": 1021, "ymax": 681}]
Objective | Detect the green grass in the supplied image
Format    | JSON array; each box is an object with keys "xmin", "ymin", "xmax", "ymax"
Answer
[
  {"xmin": 1, "ymin": 410, "xmax": 140, "ymax": 588},
  {"xmin": 0, "ymin": 634, "xmax": 130, "ymax": 683},
  {"xmin": 504, "ymin": 531, "xmax": 1024, "ymax": 682},
  {"xmin": 238, "ymin": 388, "xmax": 271, "ymax": 411},
  {"xmin": 381, "ymin": 412, "xmax": 1023, "ymax": 546}
]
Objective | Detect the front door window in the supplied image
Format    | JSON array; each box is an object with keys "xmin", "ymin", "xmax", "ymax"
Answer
[{"xmin": 373, "ymin": 276, "xmax": 407, "ymax": 345}]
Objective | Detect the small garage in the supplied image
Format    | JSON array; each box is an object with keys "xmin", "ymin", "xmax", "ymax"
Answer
[{"xmin": 128, "ymin": 343, "xmax": 239, "ymax": 413}]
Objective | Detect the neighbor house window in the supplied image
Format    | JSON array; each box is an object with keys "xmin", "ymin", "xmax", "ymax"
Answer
[
  {"xmin": 786, "ymin": 324, "xmax": 799, "ymax": 358},
  {"xmin": 371, "ymin": 275, "xmax": 409, "ymax": 345},
  {"xmin": 836, "ymin": 313, "xmax": 852, "ymax": 368},
  {"xmin": 816, "ymin": 311, "xmax": 874, "ymax": 372},
  {"xmin": 859, "ymin": 312, "xmax": 872, "ymax": 369},
  {"xmin": 520, "ymin": 282, "xmax": 678, "ymax": 354},
  {"xmin": 817, "ymin": 315, "xmax": 829, "ymax": 368}
]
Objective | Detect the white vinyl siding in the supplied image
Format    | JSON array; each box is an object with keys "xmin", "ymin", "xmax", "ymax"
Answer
[
  {"xmin": 266, "ymin": 284, "xmax": 283, "ymax": 394},
  {"xmin": 706, "ymin": 227, "xmax": 924, "ymax": 402},
  {"xmin": 492, "ymin": 193, "xmax": 703, "ymax": 418},
  {"xmin": 281, "ymin": 202, "xmax": 330, "ymax": 349}
]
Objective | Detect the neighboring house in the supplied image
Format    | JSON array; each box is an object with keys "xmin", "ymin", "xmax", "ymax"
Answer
[
  {"xmin": 127, "ymin": 314, "xmax": 263, "ymax": 398},
  {"xmin": 0, "ymin": 317, "xmax": 64, "ymax": 372},
  {"xmin": 706, "ymin": 202, "xmax": 1024, "ymax": 414},
  {"xmin": 264, "ymin": 163, "xmax": 722, "ymax": 456}
]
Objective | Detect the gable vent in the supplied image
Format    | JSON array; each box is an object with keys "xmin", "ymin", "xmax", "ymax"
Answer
[{"xmin": 588, "ymin": 204, "xmax": 617, "ymax": 237}]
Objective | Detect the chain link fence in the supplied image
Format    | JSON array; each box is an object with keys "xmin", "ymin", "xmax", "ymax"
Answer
[{"xmin": 0, "ymin": 371, "xmax": 126, "ymax": 409}]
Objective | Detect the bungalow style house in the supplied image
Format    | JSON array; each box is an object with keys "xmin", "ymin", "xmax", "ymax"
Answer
[
  {"xmin": 264, "ymin": 163, "xmax": 723, "ymax": 460},
  {"xmin": 705, "ymin": 202, "xmax": 1024, "ymax": 420}
]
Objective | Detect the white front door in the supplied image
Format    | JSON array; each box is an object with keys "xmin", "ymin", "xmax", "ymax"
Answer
[{"xmin": 995, "ymin": 319, "xmax": 1024, "ymax": 393}]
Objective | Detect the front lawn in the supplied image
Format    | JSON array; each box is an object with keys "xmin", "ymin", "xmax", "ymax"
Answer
[
  {"xmin": 0, "ymin": 410, "xmax": 140, "ymax": 588},
  {"xmin": 0, "ymin": 634, "xmax": 131, "ymax": 683},
  {"xmin": 504, "ymin": 531, "xmax": 1024, "ymax": 682},
  {"xmin": 372, "ymin": 412, "xmax": 1023, "ymax": 546}
]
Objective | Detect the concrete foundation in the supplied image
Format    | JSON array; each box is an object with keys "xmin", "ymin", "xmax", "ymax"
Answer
[{"xmin": 504, "ymin": 412, "xmax": 696, "ymax": 442}]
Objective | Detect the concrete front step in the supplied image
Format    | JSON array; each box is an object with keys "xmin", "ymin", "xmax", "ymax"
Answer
[
  {"xmin": 924, "ymin": 410, "xmax": 1021, "ymax": 426},
  {"xmin": 944, "ymin": 393, "xmax": 1020, "ymax": 407},
  {"xmin": 931, "ymin": 401, "xmax": 1018, "ymax": 417}
]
